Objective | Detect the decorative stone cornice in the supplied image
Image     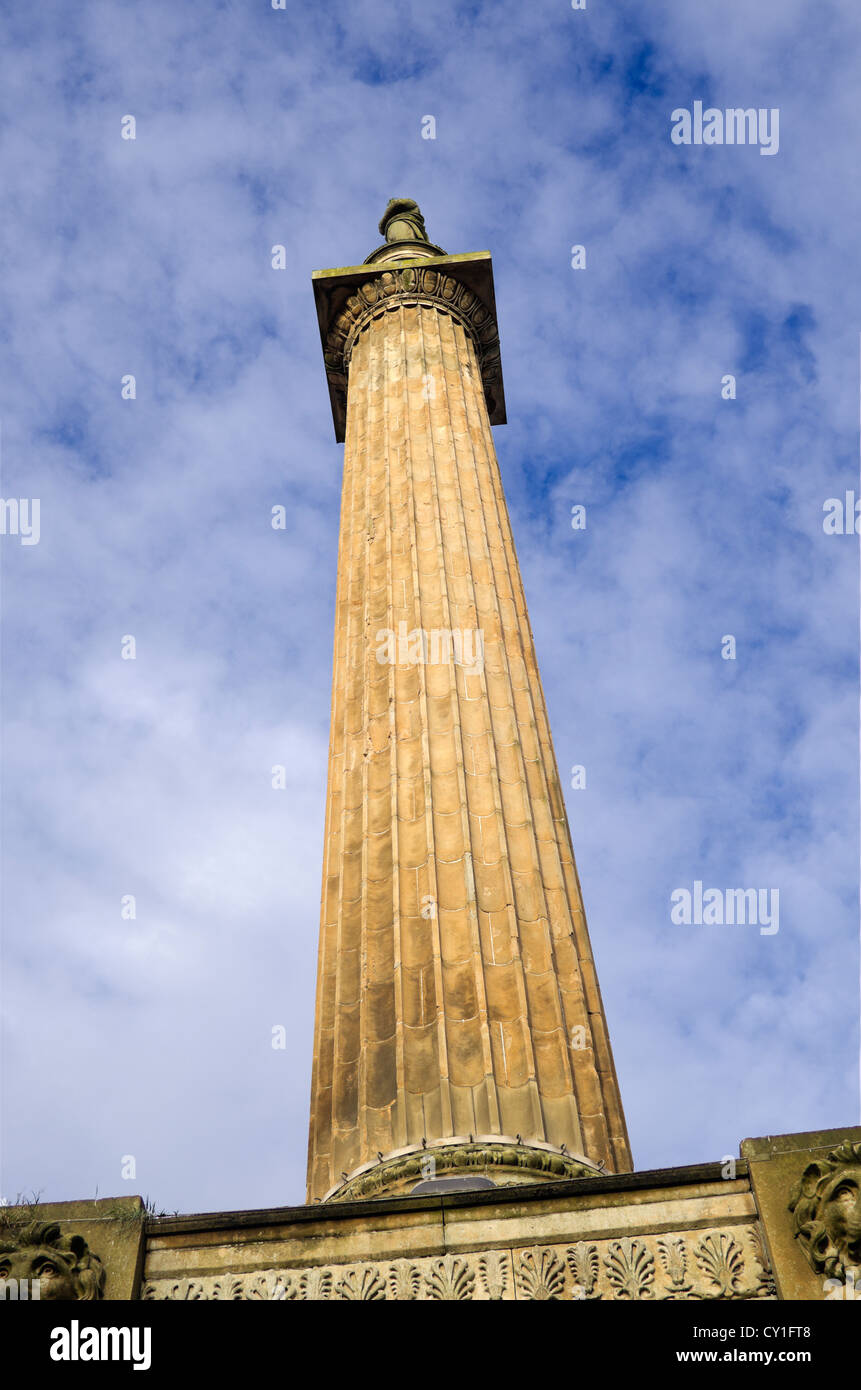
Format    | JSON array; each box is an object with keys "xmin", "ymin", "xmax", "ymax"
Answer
[{"xmin": 321, "ymin": 1137, "xmax": 602, "ymax": 1203}]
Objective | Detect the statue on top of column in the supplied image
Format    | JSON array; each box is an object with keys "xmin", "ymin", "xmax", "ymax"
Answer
[{"xmin": 379, "ymin": 198, "xmax": 429, "ymax": 244}]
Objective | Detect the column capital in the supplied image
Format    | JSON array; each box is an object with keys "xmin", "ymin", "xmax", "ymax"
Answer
[{"xmin": 312, "ymin": 251, "xmax": 506, "ymax": 441}]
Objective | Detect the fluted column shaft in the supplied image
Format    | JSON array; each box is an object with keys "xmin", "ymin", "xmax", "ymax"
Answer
[{"xmin": 307, "ymin": 273, "xmax": 631, "ymax": 1202}]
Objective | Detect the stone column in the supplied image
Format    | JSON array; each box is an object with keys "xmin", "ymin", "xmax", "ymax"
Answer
[{"xmin": 307, "ymin": 206, "xmax": 631, "ymax": 1203}]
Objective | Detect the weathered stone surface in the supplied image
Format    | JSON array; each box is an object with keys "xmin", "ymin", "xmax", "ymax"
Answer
[
  {"xmin": 312, "ymin": 253, "xmax": 506, "ymax": 440},
  {"xmin": 0, "ymin": 1197, "xmax": 145, "ymax": 1301},
  {"xmin": 307, "ymin": 225, "xmax": 631, "ymax": 1201},
  {"xmin": 140, "ymin": 1161, "xmax": 775, "ymax": 1301},
  {"xmin": 742, "ymin": 1126, "xmax": 861, "ymax": 1300},
  {"xmin": 142, "ymin": 1226, "xmax": 774, "ymax": 1301},
  {"xmin": 378, "ymin": 197, "xmax": 431, "ymax": 245},
  {"xmin": 324, "ymin": 1137, "xmax": 602, "ymax": 1202}
]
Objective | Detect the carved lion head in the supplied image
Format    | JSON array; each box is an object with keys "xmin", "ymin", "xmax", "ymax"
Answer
[
  {"xmin": 788, "ymin": 1141, "xmax": 861, "ymax": 1281},
  {"xmin": 0, "ymin": 1220, "xmax": 105, "ymax": 1300}
]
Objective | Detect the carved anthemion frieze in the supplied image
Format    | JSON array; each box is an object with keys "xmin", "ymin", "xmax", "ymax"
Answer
[{"xmin": 141, "ymin": 1223, "xmax": 776, "ymax": 1301}]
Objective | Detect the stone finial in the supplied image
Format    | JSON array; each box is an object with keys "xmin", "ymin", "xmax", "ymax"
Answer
[{"xmin": 379, "ymin": 198, "xmax": 429, "ymax": 244}]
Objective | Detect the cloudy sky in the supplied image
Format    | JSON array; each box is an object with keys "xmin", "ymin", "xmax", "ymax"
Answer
[{"xmin": 1, "ymin": 0, "xmax": 859, "ymax": 1215}]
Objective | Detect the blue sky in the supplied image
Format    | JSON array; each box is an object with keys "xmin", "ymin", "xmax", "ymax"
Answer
[{"xmin": 1, "ymin": 0, "xmax": 859, "ymax": 1214}]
